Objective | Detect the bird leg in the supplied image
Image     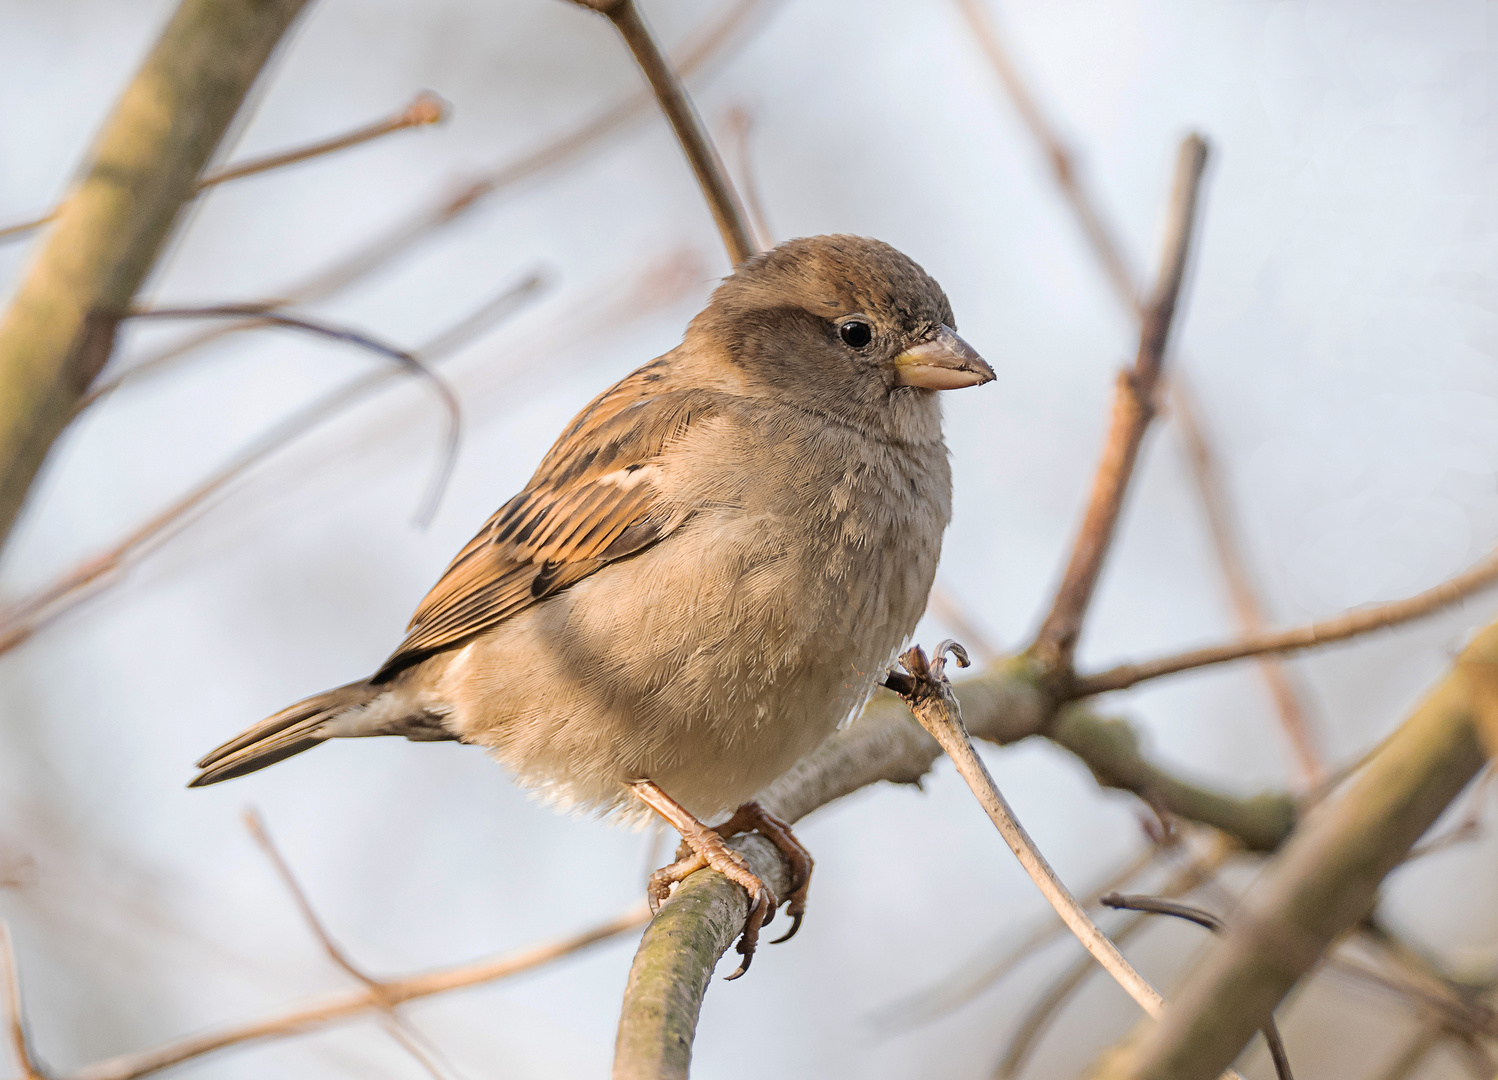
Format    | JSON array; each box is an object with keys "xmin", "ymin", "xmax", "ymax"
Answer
[
  {"xmin": 712, "ymin": 801, "xmax": 813, "ymax": 944},
  {"xmin": 628, "ymin": 779, "xmax": 778, "ymax": 979}
]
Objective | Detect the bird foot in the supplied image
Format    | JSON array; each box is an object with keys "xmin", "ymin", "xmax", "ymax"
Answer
[{"xmin": 629, "ymin": 782, "xmax": 813, "ymax": 979}]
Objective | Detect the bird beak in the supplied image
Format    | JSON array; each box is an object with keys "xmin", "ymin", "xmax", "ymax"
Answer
[{"xmin": 891, "ymin": 326, "xmax": 995, "ymax": 390}]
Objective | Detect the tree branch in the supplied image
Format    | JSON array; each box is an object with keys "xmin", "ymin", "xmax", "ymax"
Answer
[
  {"xmin": 0, "ymin": 922, "xmax": 43, "ymax": 1080},
  {"xmin": 63, "ymin": 905, "xmax": 649, "ymax": 1080},
  {"xmin": 1070, "ymin": 546, "xmax": 1498, "ymax": 697},
  {"xmin": 0, "ymin": 0, "xmax": 313, "ymax": 548},
  {"xmin": 1029, "ymin": 135, "xmax": 1210, "ymax": 676},
  {"xmin": 567, "ymin": 0, "xmax": 759, "ymax": 266},
  {"xmin": 80, "ymin": 0, "xmax": 773, "ymax": 406},
  {"xmin": 0, "ymin": 93, "xmax": 447, "ymax": 244},
  {"xmin": 1093, "ymin": 620, "xmax": 1498, "ymax": 1080},
  {"xmin": 609, "ymin": 662, "xmax": 1294, "ymax": 1078}
]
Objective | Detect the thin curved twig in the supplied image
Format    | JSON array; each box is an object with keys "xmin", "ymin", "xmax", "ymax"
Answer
[
  {"xmin": 0, "ymin": 94, "xmax": 447, "ymax": 245},
  {"xmin": 1069, "ymin": 546, "xmax": 1498, "ymax": 697},
  {"xmin": 568, "ymin": 0, "xmax": 759, "ymax": 265},
  {"xmin": 81, "ymin": 0, "xmax": 774, "ymax": 406},
  {"xmin": 63, "ymin": 904, "xmax": 649, "ymax": 1080},
  {"xmin": 1100, "ymin": 895, "xmax": 1295, "ymax": 1080},
  {"xmin": 0, "ymin": 272, "xmax": 544, "ymax": 657},
  {"xmin": 0, "ymin": 921, "xmax": 43, "ymax": 1080},
  {"xmin": 1028, "ymin": 135, "xmax": 1210, "ymax": 675},
  {"xmin": 129, "ymin": 306, "xmax": 462, "ymax": 525}
]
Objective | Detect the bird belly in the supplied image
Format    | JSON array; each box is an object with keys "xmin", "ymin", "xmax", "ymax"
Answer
[{"xmin": 436, "ymin": 485, "xmax": 943, "ymax": 825}]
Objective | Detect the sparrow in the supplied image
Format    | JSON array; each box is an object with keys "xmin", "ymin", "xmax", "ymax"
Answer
[{"xmin": 191, "ymin": 234, "xmax": 993, "ymax": 975}]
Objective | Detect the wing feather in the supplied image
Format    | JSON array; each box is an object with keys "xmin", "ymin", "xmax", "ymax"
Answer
[{"xmin": 373, "ymin": 368, "xmax": 719, "ymax": 680}]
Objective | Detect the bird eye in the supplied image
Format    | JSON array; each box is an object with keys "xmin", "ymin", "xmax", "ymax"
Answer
[{"xmin": 838, "ymin": 319, "xmax": 872, "ymax": 348}]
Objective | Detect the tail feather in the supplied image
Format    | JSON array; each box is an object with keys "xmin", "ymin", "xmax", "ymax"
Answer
[{"xmin": 190, "ymin": 680, "xmax": 378, "ymax": 787}]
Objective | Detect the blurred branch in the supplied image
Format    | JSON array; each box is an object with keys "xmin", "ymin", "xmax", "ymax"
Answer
[
  {"xmin": 1099, "ymin": 895, "xmax": 1295, "ymax": 1080},
  {"xmin": 611, "ymin": 660, "xmax": 1291, "ymax": 1078},
  {"xmin": 955, "ymin": 0, "xmax": 1326, "ymax": 782},
  {"xmin": 1368, "ymin": 1026, "xmax": 1442, "ymax": 1080},
  {"xmin": 567, "ymin": 0, "xmax": 759, "ymax": 265},
  {"xmin": 721, "ymin": 105, "xmax": 774, "ymax": 250},
  {"xmin": 0, "ymin": 922, "xmax": 43, "ymax": 1080},
  {"xmin": 951, "ymin": 0, "xmax": 1139, "ymax": 307},
  {"xmin": 129, "ymin": 306, "xmax": 463, "ymax": 525},
  {"xmin": 63, "ymin": 904, "xmax": 649, "ymax": 1080},
  {"xmin": 243, "ymin": 809, "xmax": 463, "ymax": 1080},
  {"xmin": 884, "ymin": 643, "xmax": 1170, "ymax": 1021},
  {"xmin": 1170, "ymin": 382, "xmax": 1325, "ymax": 784},
  {"xmin": 81, "ymin": 0, "xmax": 773, "ymax": 404},
  {"xmin": 1069, "ymin": 546, "xmax": 1498, "ymax": 697},
  {"xmin": 991, "ymin": 842, "xmax": 1229, "ymax": 1080},
  {"xmin": 1093, "ymin": 620, "xmax": 1498, "ymax": 1080},
  {"xmin": 0, "ymin": 93, "xmax": 447, "ymax": 245},
  {"xmin": 0, "ymin": 0, "xmax": 313, "ymax": 549},
  {"xmin": 1029, "ymin": 135, "xmax": 1209, "ymax": 677},
  {"xmin": 873, "ymin": 840, "xmax": 1165, "ymax": 1030},
  {"xmin": 927, "ymin": 582, "xmax": 1003, "ymax": 666},
  {"xmin": 0, "ymin": 272, "xmax": 545, "ymax": 658}
]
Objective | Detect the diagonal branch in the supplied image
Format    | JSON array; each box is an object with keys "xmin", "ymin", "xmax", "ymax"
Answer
[
  {"xmin": 0, "ymin": 93, "xmax": 447, "ymax": 245},
  {"xmin": 0, "ymin": 921, "xmax": 44, "ymax": 1080},
  {"xmin": 609, "ymin": 663, "xmax": 1294, "ymax": 1079},
  {"xmin": 0, "ymin": 0, "xmax": 313, "ymax": 549},
  {"xmin": 567, "ymin": 0, "xmax": 759, "ymax": 265},
  {"xmin": 1029, "ymin": 135, "xmax": 1210, "ymax": 677},
  {"xmin": 1069, "ymin": 546, "xmax": 1498, "ymax": 697},
  {"xmin": 1092, "ymin": 620, "xmax": 1498, "ymax": 1080},
  {"xmin": 81, "ymin": 0, "xmax": 773, "ymax": 407},
  {"xmin": 63, "ymin": 904, "xmax": 649, "ymax": 1080}
]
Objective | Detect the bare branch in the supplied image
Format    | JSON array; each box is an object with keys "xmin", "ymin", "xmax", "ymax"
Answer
[
  {"xmin": 0, "ymin": 0, "xmax": 313, "ymax": 548},
  {"xmin": 65, "ymin": 904, "xmax": 649, "ymax": 1080},
  {"xmin": 1029, "ymin": 135, "xmax": 1210, "ymax": 675},
  {"xmin": 950, "ymin": 0, "xmax": 1140, "ymax": 308},
  {"xmin": 129, "ymin": 305, "xmax": 463, "ymax": 525},
  {"xmin": 0, "ymin": 271, "xmax": 545, "ymax": 658},
  {"xmin": 988, "ymin": 841, "xmax": 1230, "ymax": 1079},
  {"xmin": 568, "ymin": 0, "xmax": 759, "ymax": 265},
  {"xmin": 0, "ymin": 93, "xmax": 446, "ymax": 245},
  {"xmin": 1070, "ymin": 546, "xmax": 1498, "ymax": 697},
  {"xmin": 0, "ymin": 922, "xmax": 43, "ymax": 1080},
  {"xmin": 873, "ymin": 840, "xmax": 1166, "ymax": 1030},
  {"xmin": 1170, "ymin": 379, "xmax": 1325, "ymax": 783},
  {"xmin": 1092, "ymin": 621, "xmax": 1498, "ymax": 1080},
  {"xmin": 81, "ymin": 0, "xmax": 773, "ymax": 405},
  {"xmin": 884, "ymin": 643, "xmax": 1168, "ymax": 1019}
]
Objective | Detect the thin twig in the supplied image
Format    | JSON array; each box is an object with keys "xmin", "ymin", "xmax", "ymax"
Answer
[
  {"xmin": 65, "ymin": 904, "xmax": 650, "ymax": 1080},
  {"xmin": 80, "ymin": 0, "xmax": 772, "ymax": 405},
  {"xmin": 950, "ymin": 0, "xmax": 1139, "ymax": 308},
  {"xmin": 987, "ymin": 841, "xmax": 1230, "ymax": 1079},
  {"xmin": 1070, "ymin": 546, "xmax": 1498, "ymax": 697},
  {"xmin": 128, "ymin": 306, "xmax": 462, "ymax": 526},
  {"xmin": 1029, "ymin": 135, "xmax": 1210, "ymax": 676},
  {"xmin": 0, "ymin": 94, "xmax": 447, "ymax": 244},
  {"xmin": 0, "ymin": 272, "xmax": 544, "ymax": 657},
  {"xmin": 883, "ymin": 643, "xmax": 1166, "ymax": 1018},
  {"xmin": 871, "ymin": 841, "xmax": 1164, "ymax": 1031},
  {"xmin": 1099, "ymin": 894, "xmax": 1295, "ymax": 1080},
  {"xmin": 570, "ymin": 0, "xmax": 759, "ymax": 265},
  {"xmin": 926, "ymin": 582, "xmax": 1003, "ymax": 667},
  {"xmin": 0, "ymin": 921, "xmax": 43, "ymax": 1080},
  {"xmin": 720, "ymin": 105, "xmax": 774, "ymax": 250},
  {"xmin": 955, "ymin": 0, "xmax": 1326, "ymax": 778}
]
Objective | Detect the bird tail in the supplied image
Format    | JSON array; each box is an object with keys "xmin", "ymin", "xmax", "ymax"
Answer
[{"xmin": 189, "ymin": 680, "xmax": 380, "ymax": 788}]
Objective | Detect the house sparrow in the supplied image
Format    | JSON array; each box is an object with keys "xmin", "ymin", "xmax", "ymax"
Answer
[{"xmin": 191, "ymin": 234, "xmax": 993, "ymax": 975}]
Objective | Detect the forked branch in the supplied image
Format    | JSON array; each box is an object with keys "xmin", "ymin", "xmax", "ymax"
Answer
[{"xmin": 1029, "ymin": 135, "xmax": 1209, "ymax": 676}]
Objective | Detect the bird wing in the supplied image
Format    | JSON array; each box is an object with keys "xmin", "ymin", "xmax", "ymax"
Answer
[{"xmin": 374, "ymin": 365, "xmax": 717, "ymax": 680}]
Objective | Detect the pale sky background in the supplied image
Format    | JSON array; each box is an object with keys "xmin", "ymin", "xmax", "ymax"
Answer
[{"xmin": 1, "ymin": 1, "xmax": 1496, "ymax": 1078}]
